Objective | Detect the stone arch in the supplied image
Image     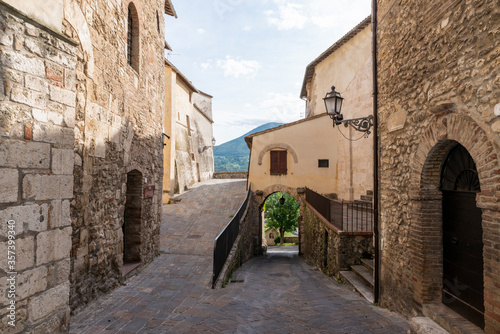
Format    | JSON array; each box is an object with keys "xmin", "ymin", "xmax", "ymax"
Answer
[
  {"xmin": 256, "ymin": 184, "xmax": 305, "ymax": 253},
  {"xmin": 408, "ymin": 113, "xmax": 500, "ymax": 328},
  {"xmin": 257, "ymin": 143, "xmax": 299, "ymax": 165},
  {"xmin": 63, "ymin": 0, "xmax": 94, "ymax": 78}
]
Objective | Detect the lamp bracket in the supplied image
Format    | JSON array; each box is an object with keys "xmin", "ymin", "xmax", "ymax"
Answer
[{"xmin": 330, "ymin": 114, "xmax": 373, "ymax": 135}]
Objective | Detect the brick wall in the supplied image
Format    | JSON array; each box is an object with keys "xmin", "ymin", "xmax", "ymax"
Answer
[
  {"xmin": 0, "ymin": 4, "xmax": 77, "ymax": 333},
  {"xmin": 377, "ymin": 0, "xmax": 500, "ymax": 332}
]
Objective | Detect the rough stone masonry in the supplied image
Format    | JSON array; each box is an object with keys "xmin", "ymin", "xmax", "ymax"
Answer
[{"xmin": 0, "ymin": 0, "xmax": 168, "ymax": 332}]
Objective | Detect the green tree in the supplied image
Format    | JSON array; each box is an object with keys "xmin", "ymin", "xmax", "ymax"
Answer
[{"xmin": 264, "ymin": 192, "xmax": 299, "ymax": 246}]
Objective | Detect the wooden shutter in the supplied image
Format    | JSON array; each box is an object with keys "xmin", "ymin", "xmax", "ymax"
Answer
[
  {"xmin": 278, "ymin": 151, "xmax": 287, "ymax": 174},
  {"xmin": 270, "ymin": 150, "xmax": 287, "ymax": 175}
]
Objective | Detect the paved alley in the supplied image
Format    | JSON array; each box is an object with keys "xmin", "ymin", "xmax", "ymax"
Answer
[{"xmin": 70, "ymin": 179, "xmax": 410, "ymax": 333}]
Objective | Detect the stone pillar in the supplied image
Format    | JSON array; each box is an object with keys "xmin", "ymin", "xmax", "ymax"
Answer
[{"xmin": 0, "ymin": 4, "xmax": 76, "ymax": 333}]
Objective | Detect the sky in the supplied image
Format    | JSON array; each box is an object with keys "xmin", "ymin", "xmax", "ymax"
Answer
[{"xmin": 164, "ymin": 0, "xmax": 371, "ymax": 144}]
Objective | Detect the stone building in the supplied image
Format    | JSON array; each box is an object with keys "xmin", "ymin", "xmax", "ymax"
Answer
[
  {"xmin": 376, "ymin": 0, "xmax": 500, "ymax": 332},
  {"xmin": 0, "ymin": 0, "xmax": 175, "ymax": 332},
  {"xmin": 163, "ymin": 59, "xmax": 214, "ymax": 202}
]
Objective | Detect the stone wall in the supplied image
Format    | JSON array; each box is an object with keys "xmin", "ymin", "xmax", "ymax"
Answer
[
  {"xmin": 377, "ymin": 0, "xmax": 500, "ymax": 332},
  {"xmin": 213, "ymin": 172, "xmax": 248, "ymax": 179},
  {"xmin": 62, "ymin": 0, "xmax": 166, "ymax": 313},
  {"xmin": 302, "ymin": 203, "xmax": 373, "ymax": 278},
  {"xmin": 0, "ymin": 4, "xmax": 76, "ymax": 333}
]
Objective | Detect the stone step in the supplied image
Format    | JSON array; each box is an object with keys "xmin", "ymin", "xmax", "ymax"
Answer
[
  {"xmin": 361, "ymin": 258, "xmax": 374, "ymax": 274},
  {"xmin": 410, "ymin": 317, "xmax": 448, "ymax": 334},
  {"xmin": 340, "ymin": 270, "xmax": 374, "ymax": 303},
  {"xmin": 351, "ymin": 265, "xmax": 374, "ymax": 290},
  {"xmin": 360, "ymin": 195, "xmax": 373, "ymax": 202}
]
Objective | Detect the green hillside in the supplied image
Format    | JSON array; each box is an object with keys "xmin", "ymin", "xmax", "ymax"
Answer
[{"xmin": 214, "ymin": 122, "xmax": 283, "ymax": 172}]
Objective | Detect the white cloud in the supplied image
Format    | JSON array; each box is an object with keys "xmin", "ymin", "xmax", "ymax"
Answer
[
  {"xmin": 197, "ymin": 28, "xmax": 206, "ymax": 34},
  {"xmin": 264, "ymin": 0, "xmax": 370, "ymax": 31},
  {"xmin": 265, "ymin": 2, "xmax": 307, "ymax": 30},
  {"xmin": 216, "ymin": 56, "xmax": 262, "ymax": 78}
]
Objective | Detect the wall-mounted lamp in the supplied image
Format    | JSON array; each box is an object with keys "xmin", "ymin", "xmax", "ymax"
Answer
[
  {"xmin": 324, "ymin": 86, "xmax": 373, "ymax": 135},
  {"xmin": 162, "ymin": 133, "xmax": 170, "ymax": 147},
  {"xmin": 198, "ymin": 137, "xmax": 217, "ymax": 154},
  {"xmin": 279, "ymin": 193, "xmax": 285, "ymax": 205}
]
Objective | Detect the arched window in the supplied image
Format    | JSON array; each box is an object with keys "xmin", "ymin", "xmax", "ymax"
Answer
[{"xmin": 127, "ymin": 3, "xmax": 139, "ymax": 72}]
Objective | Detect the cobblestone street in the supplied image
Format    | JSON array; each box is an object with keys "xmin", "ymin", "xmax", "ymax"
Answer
[{"xmin": 70, "ymin": 179, "xmax": 410, "ymax": 333}]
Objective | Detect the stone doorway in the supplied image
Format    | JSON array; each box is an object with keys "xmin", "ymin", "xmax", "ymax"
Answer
[{"xmin": 123, "ymin": 169, "xmax": 143, "ymax": 274}]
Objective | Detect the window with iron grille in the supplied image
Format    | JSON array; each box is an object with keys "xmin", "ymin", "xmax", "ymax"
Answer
[
  {"xmin": 127, "ymin": 9, "xmax": 133, "ymax": 66},
  {"xmin": 270, "ymin": 150, "xmax": 287, "ymax": 175}
]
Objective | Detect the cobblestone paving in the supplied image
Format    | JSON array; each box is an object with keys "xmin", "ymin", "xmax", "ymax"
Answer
[{"xmin": 70, "ymin": 179, "xmax": 410, "ymax": 333}]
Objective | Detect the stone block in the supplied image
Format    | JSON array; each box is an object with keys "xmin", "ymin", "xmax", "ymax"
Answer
[
  {"xmin": 52, "ymin": 148, "xmax": 74, "ymax": 175},
  {"xmin": 0, "ymin": 138, "xmax": 51, "ymax": 169},
  {"xmin": 24, "ymin": 38, "xmax": 44, "ymax": 58},
  {"xmin": 0, "ymin": 203, "xmax": 48, "ymax": 236},
  {"xmin": 32, "ymin": 108, "xmax": 64, "ymax": 125},
  {"xmin": 47, "ymin": 258, "xmax": 70, "ymax": 287},
  {"xmin": 63, "ymin": 106, "xmax": 75, "ymax": 127},
  {"xmin": 64, "ymin": 68, "xmax": 76, "ymax": 91},
  {"xmin": 32, "ymin": 123, "xmax": 74, "ymax": 145},
  {"xmin": 49, "ymin": 85, "xmax": 76, "ymax": 107},
  {"xmin": 48, "ymin": 200, "xmax": 71, "ymax": 228},
  {"xmin": 10, "ymin": 86, "xmax": 46, "ymax": 109},
  {"xmin": 22, "ymin": 174, "xmax": 73, "ymax": 200},
  {"xmin": 0, "ymin": 236, "xmax": 35, "ymax": 272},
  {"xmin": 0, "ymin": 50, "xmax": 45, "ymax": 77},
  {"xmin": 45, "ymin": 61, "xmax": 63, "ymax": 82},
  {"xmin": 27, "ymin": 282, "xmax": 69, "ymax": 321},
  {"xmin": 17, "ymin": 267, "xmax": 47, "ymax": 300},
  {"xmin": 0, "ymin": 169, "xmax": 18, "ymax": 203},
  {"xmin": 36, "ymin": 227, "xmax": 72, "ymax": 266}
]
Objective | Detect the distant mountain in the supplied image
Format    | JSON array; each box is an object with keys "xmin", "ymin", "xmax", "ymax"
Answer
[{"xmin": 214, "ymin": 122, "xmax": 283, "ymax": 172}]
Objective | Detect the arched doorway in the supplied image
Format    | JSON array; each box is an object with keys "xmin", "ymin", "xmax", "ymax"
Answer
[
  {"xmin": 440, "ymin": 143, "xmax": 484, "ymax": 329},
  {"xmin": 123, "ymin": 170, "xmax": 143, "ymax": 266}
]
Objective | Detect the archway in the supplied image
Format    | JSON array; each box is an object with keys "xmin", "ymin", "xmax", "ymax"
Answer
[
  {"xmin": 123, "ymin": 170, "xmax": 143, "ymax": 268},
  {"xmin": 257, "ymin": 185, "xmax": 304, "ymax": 254}
]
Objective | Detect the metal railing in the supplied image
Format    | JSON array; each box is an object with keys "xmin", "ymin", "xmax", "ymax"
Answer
[
  {"xmin": 212, "ymin": 185, "xmax": 251, "ymax": 288},
  {"xmin": 306, "ymin": 187, "xmax": 373, "ymax": 233}
]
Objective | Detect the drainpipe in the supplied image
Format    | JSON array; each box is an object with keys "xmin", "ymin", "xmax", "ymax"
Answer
[{"xmin": 372, "ymin": 0, "xmax": 380, "ymax": 305}]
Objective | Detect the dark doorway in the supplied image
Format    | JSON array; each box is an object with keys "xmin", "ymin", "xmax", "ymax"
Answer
[
  {"xmin": 123, "ymin": 170, "xmax": 143, "ymax": 266},
  {"xmin": 440, "ymin": 144, "xmax": 484, "ymax": 329}
]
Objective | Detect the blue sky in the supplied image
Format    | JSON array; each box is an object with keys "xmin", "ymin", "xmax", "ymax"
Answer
[{"xmin": 165, "ymin": 0, "xmax": 371, "ymax": 144}]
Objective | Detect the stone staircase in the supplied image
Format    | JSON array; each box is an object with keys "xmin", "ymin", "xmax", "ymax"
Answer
[{"xmin": 340, "ymin": 258, "xmax": 374, "ymax": 303}]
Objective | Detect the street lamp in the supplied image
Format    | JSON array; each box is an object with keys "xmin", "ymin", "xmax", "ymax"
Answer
[
  {"xmin": 324, "ymin": 86, "xmax": 373, "ymax": 135},
  {"xmin": 279, "ymin": 193, "xmax": 285, "ymax": 205}
]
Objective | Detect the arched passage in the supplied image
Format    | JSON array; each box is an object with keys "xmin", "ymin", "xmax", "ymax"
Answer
[
  {"xmin": 123, "ymin": 169, "xmax": 143, "ymax": 265},
  {"xmin": 256, "ymin": 185, "xmax": 305, "ymax": 253}
]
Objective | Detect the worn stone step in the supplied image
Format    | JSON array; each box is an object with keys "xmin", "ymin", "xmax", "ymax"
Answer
[
  {"xmin": 340, "ymin": 270, "xmax": 374, "ymax": 303},
  {"xmin": 423, "ymin": 303, "xmax": 483, "ymax": 334},
  {"xmin": 409, "ymin": 317, "xmax": 448, "ymax": 334},
  {"xmin": 360, "ymin": 195, "xmax": 373, "ymax": 202},
  {"xmin": 361, "ymin": 258, "xmax": 374, "ymax": 274},
  {"xmin": 351, "ymin": 265, "xmax": 374, "ymax": 290}
]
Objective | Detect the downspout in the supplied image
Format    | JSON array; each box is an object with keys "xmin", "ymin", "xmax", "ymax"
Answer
[{"xmin": 372, "ymin": 0, "xmax": 380, "ymax": 305}]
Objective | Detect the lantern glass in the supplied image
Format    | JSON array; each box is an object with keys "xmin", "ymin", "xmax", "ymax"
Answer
[{"xmin": 323, "ymin": 86, "xmax": 344, "ymax": 116}]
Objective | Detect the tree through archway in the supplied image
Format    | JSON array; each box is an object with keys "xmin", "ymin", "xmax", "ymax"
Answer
[{"xmin": 263, "ymin": 192, "xmax": 300, "ymax": 247}]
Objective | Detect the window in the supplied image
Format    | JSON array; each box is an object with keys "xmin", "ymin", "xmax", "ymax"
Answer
[
  {"xmin": 270, "ymin": 150, "xmax": 287, "ymax": 175},
  {"xmin": 186, "ymin": 115, "xmax": 191, "ymax": 136},
  {"xmin": 269, "ymin": 233, "xmax": 274, "ymax": 239},
  {"xmin": 318, "ymin": 159, "xmax": 329, "ymax": 168},
  {"xmin": 127, "ymin": 3, "xmax": 139, "ymax": 72}
]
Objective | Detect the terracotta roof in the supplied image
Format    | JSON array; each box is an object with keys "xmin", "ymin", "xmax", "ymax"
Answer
[
  {"xmin": 244, "ymin": 114, "xmax": 329, "ymax": 148},
  {"xmin": 300, "ymin": 16, "xmax": 371, "ymax": 99},
  {"xmin": 165, "ymin": 0, "xmax": 177, "ymax": 17}
]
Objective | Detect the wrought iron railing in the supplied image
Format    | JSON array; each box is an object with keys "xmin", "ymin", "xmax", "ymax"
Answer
[
  {"xmin": 212, "ymin": 185, "xmax": 251, "ymax": 288},
  {"xmin": 306, "ymin": 188, "xmax": 373, "ymax": 233},
  {"xmin": 305, "ymin": 187, "xmax": 331, "ymax": 222}
]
